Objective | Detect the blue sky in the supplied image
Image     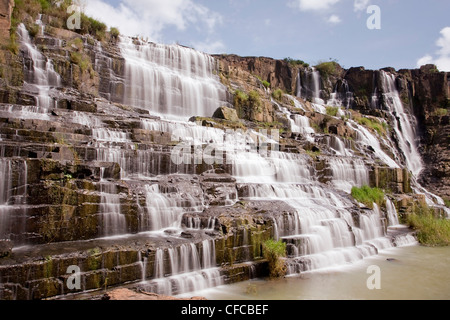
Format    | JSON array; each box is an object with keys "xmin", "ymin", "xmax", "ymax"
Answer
[{"xmin": 84, "ymin": 0, "xmax": 450, "ymax": 71}]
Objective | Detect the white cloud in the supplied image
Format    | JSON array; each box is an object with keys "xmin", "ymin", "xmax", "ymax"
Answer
[
  {"xmin": 84, "ymin": 0, "xmax": 223, "ymax": 41},
  {"xmin": 327, "ymin": 15, "xmax": 342, "ymax": 24},
  {"xmin": 288, "ymin": 0, "xmax": 341, "ymax": 12},
  {"xmin": 417, "ymin": 27, "xmax": 450, "ymax": 71},
  {"xmin": 417, "ymin": 55, "xmax": 433, "ymax": 67},
  {"xmin": 192, "ymin": 40, "xmax": 225, "ymax": 54},
  {"xmin": 353, "ymin": 0, "xmax": 370, "ymax": 12}
]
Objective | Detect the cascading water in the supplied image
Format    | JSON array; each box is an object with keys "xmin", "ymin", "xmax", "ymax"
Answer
[
  {"xmin": 0, "ymin": 159, "xmax": 28, "ymax": 244},
  {"xmin": 276, "ymin": 101, "xmax": 315, "ymax": 143},
  {"xmin": 17, "ymin": 23, "xmax": 61, "ymax": 110},
  {"xmin": 119, "ymin": 38, "xmax": 228, "ymax": 121},
  {"xmin": 386, "ymin": 198, "xmax": 400, "ymax": 226},
  {"xmin": 0, "ymin": 159, "xmax": 12, "ymax": 241},
  {"xmin": 297, "ymin": 68, "xmax": 323, "ymax": 104},
  {"xmin": 378, "ymin": 72, "xmax": 449, "ymax": 215},
  {"xmin": 140, "ymin": 239, "xmax": 223, "ymax": 296},
  {"xmin": 327, "ymin": 80, "xmax": 354, "ymax": 109},
  {"xmin": 98, "ymin": 168, "xmax": 126, "ymax": 238},
  {"xmin": 379, "ymin": 71, "xmax": 423, "ymax": 177},
  {"xmin": 329, "ymin": 157, "xmax": 369, "ymax": 193},
  {"xmin": 140, "ymin": 184, "xmax": 204, "ymax": 232},
  {"xmin": 347, "ymin": 120, "xmax": 400, "ymax": 169}
]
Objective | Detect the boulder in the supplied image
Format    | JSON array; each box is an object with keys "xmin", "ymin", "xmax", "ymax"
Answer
[{"xmin": 213, "ymin": 106, "xmax": 239, "ymax": 122}]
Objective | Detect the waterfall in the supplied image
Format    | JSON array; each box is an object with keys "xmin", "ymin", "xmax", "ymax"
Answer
[
  {"xmin": 141, "ymin": 184, "xmax": 185, "ymax": 232},
  {"xmin": 297, "ymin": 68, "xmax": 323, "ymax": 104},
  {"xmin": 141, "ymin": 240, "xmax": 223, "ymax": 296},
  {"xmin": 378, "ymin": 72, "xmax": 449, "ymax": 214},
  {"xmin": 348, "ymin": 120, "xmax": 400, "ymax": 169},
  {"xmin": 275, "ymin": 101, "xmax": 315, "ymax": 142},
  {"xmin": 327, "ymin": 135, "xmax": 352, "ymax": 157},
  {"xmin": 244, "ymin": 178, "xmax": 403, "ymax": 274},
  {"xmin": 329, "ymin": 157, "xmax": 369, "ymax": 193},
  {"xmin": 292, "ymin": 115, "xmax": 316, "ymax": 143},
  {"xmin": 386, "ymin": 198, "xmax": 400, "ymax": 226},
  {"xmin": 231, "ymin": 150, "xmax": 312, "ymax": 184},
  {"xmin": 327, "ymin": 80, "xmax": 354, "ymax": 109},
  {"xmin": 379, "ymin": 71, "xmax": 423, "ymax": 177},
  {"xmin": 0, "ymin": 159, "xmax": 28, "ymax": 244},
  {"xmin": 119, "ymin": 38, "xmax": 228, "ymax": 120},
  {"xmin": 0, "ymin": 159, "xmax": 12, "ymax": 240},
  {"xmin": 98, "ymin": 169, "xmax": 127, "ymax": 237},
  {"xmin": 17, "ymin": 23, "xmax": 61, "ymax": 110}
]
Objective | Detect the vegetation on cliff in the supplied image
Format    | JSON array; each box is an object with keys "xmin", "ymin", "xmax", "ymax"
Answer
[
  {"xmin": 407, "ymin": 205, "xmax": 450, "ymax": 247},
  {"xmin": 351, "ymin": 186, "xmax": 385, "ymax": 209},
  {"xmin": 315, "ymin": 60, "xmax": 341, "ymax": 79},
  {"xmin": 7, "ymin": 0, "xmax": 117, "ymax": 54},
  {"xmin": 283, "ymin": 57, "xmax": 309, "ymax": 68},
  {"xmin": 262, "ymin": 239, "xmax": 287, "ymax": 278}
]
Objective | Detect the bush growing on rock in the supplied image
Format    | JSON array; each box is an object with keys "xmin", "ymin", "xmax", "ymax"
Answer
[
  {"xmin": 315, "ymin": 61, "xmax": 341, "ymax": 78},
  {"xmin": 351, "ymin": 186, "xmax": 385, "ymax": 209},
  {"xmin": 262, "ymin": 239, "xmax": 287, "ymax": 278},
  {"xmin": 407, "ymin": 205, "xmax": 450, "ymax": 247}
]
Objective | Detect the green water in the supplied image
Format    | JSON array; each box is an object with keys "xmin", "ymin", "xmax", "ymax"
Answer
[{"xmin": 182, "ymin": 245, "xmax": 450, "ymax": 300}]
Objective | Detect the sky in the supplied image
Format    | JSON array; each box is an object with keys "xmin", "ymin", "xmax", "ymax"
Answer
[{"xmin": 82, "ymin": 0, "xmax": 450, "ymax": 71}]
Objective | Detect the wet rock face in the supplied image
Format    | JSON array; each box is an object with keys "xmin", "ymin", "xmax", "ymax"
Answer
[
  {"xmin": 0, "ymin": 240, "xmax": 12, "ymax": 258},
  {"xmin": 344, "ymin": 67, "xmax": 375, "ymax": 111}
]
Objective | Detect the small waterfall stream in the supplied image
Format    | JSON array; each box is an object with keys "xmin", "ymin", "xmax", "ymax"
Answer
[
  {"xmin": 17, "ymin": 23, "xmax": 61, "ymax": 110},
  {"xmin": 379, "ymin": 71, "xmax": 424, "ymax": 177},
  {"xmin": 140, "ymin": 239, "xmax": 223, "ymax": 296}
]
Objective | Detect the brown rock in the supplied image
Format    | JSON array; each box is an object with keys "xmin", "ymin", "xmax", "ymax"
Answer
[
  {"xmin": 107, "ymin": 288, "xmax": 206, "ymax": 300},
  {"xmin": 0, "ymin": 239, "xmax": 12, "ymax": 258},
  {"xmin": 213, "ymin": 106, "xmax": 239, "ymax": 122}
]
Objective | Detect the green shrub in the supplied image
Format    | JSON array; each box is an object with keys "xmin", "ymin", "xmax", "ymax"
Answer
[
  {"xmin": 262, "ymin": 80, "xmax": 270, "ymax": 88},
  {"xmin": 433, "ymin": 108, "xmax": 448, "ymax": 117},
  {"xmin": 248, "ymin": 90, "xmax": 261, "ymax": 105},
  {"xmin": 38, "ymin": 0, "xmax": 51, "ymax": 11},
  {"xmin": 27, "ymin": 24, "xmax": 40, "ymax": 38},
  {"xmin": 445, "ymin": 199, "xmax": 450, "ymax": 208},
  {"xmin": 315, "ymin": 61, "xmax": 340, "ymax": 78},
  {"xmin": 262, "ymin": 239, "xmax": 287, "ymax": 278},
  {"xmin": 407, "ymin": 206, "xmax": 450, "ymax": 246},
  {"xmin": 284, "ymin": 57, "xmax": 309, "ymax": 68},
  {"xmin": 355, "ymin": 115, "xmax": 386, "ymax": 136},
  {"xmin": 272, "ymin": 89, "xmax": 283, "ymax": 101},
  {"xmin": 326, "ymin": 106, "xmax": 339, "ymax": 117},
  {"xmin": 5, "ymin": 34, "xmax": 19, "ymax": 54},
  {"xmin": 351, "ymin": 186, "xmax": 385, "ymax": 209},
  {"xmin": 70, "ymin": 51, "xmax": 91, "ymax": 73},
  {"xmin": 110, "ymin": 27, "xmax": 120, "ymax": 38},
  {"xmin": 78, "ymin": 13, "xmax": 107, "ymax": 41},
  {"xmin": 234, "ymin": 90, "xmax": 248, "ymax": 105}
]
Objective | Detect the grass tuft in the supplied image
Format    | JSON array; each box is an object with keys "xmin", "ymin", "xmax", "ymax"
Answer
[
  {"xmin": 407, "ymin": 205, "xmax": 450, "ymax": 247},
  {"xmin": 262, "ymin": 239, "xmax": 287, "ymax": 278},
  {"xmin": 351, "ymin": 186, "xmax": 385, "ymax": 209}
]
